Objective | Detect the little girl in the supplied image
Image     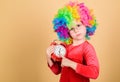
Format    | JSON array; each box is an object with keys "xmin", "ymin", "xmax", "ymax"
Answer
[{"xmin": 46, "ymin": 1, "xmax": 99, "ymax": 82}]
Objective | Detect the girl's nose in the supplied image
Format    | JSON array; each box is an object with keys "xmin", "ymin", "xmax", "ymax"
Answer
[{"xmin": 74, "ymin": 27, "xmax": 79, "ymax": 33}]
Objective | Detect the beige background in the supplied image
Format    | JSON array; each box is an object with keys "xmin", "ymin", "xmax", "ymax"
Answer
[{"xmin": 0, "ymin": 0, "xmax": 120, "ymax": 82}]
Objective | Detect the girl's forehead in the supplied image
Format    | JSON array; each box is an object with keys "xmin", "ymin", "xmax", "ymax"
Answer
[
  {"xmin": 75, "ymin": 21, "xmax": 82, "ymax": 25},
  {"xmin": 71, "ymin": 21, "xmax": 83, "ymax": 27}
]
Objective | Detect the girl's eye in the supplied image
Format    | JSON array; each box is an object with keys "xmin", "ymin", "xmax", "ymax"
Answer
[
  {"xmin": 70, "ymin": 28, "xmax": 74, "ymax": 31},
  {"xmin": 77, "ymin": 24, "xmax": 81, "ymax": 27}
]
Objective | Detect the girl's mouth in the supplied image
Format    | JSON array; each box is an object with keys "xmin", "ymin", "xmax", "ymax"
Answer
[{"xmin": 76, "ymin": 34, "xmax": 81, "ymax": 36}]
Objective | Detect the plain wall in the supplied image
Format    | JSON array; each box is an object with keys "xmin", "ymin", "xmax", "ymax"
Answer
[{"xmin": 0, "ymin": 0, "xmax": 120, "ymax": 82}]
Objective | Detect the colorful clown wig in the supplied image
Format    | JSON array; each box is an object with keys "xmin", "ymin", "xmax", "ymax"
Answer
[{"xmin": 53, "ymin": 1, "xmax": 97, "ymax": 44}]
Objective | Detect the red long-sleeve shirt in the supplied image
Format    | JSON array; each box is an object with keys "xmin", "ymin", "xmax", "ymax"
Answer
[{"xmin": 48, "ymin": 41, "xmax": 99, "ymax": 82}]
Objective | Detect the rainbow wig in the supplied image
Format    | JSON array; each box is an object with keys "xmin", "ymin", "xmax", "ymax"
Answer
[{"xmin": 52, "ymin": 1, "xmax": 97, "ymax": 44}]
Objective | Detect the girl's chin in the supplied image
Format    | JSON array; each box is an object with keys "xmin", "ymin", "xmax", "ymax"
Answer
[{"xmin": 76, "ymin": 36, "xmax": 85, "ymax": 40}]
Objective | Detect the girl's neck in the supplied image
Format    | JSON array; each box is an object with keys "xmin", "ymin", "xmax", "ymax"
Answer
[{"xmin": 72, "ymin": 38, "xmax": 86, "ymax": 46}]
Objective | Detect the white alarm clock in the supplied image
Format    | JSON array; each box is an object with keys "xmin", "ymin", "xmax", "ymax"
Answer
[{"xmin": 53, "ymin": 44, "xmax": 66, "ymax": 57}]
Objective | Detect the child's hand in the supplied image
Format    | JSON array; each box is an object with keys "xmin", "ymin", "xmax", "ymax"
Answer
[
  {"xmin": 61, "ymin": 56, "xmax": 77, "ymax": 70},
  {"xmin": 46, "ymin": 45, "xmax": 55, "ymax": 58},
  {"xmin": 61, "ymin": 56, "xmax": 72, "ymax": 67}
]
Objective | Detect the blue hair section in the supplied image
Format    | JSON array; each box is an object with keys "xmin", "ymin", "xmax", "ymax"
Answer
[
  {"xmin": 53, "ymin": 17, "xmax": 67, "ymax": 30},
  {"xmin": 86, "ymin": 26, "xmax": 96, "ymax": 39},
  {"xmin": 52, "ymin": 17, "xmax": 71, "ymax": 43}
]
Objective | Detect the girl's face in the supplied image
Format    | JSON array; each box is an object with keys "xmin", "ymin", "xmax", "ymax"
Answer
[{"xmin": 69, "ymin": 21, "xmax": 86, "ymax": 40}]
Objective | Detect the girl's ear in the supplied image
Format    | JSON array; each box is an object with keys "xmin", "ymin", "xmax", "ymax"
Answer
[{"xmin": 68, "ymin": 31, "xmax": 72, "ymax": 38}]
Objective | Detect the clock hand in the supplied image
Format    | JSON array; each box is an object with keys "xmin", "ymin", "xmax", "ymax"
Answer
[{"xmin": 59, "ymin": 48, "xmax": 61, "ymax": 54}]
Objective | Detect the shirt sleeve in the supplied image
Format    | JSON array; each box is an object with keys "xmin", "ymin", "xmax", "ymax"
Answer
[
  {"xmin": 75, "ymin": 44, "xmax": 99, "ymax": 79},
  {"xmin": 48, "ymin": 59, "xmax": 62, "ymax": 75}
]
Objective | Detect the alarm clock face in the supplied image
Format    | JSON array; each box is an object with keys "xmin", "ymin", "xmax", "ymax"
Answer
[{"xmin": 54, "ymin": 44, "xmax": 66, "ymax": 57}]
